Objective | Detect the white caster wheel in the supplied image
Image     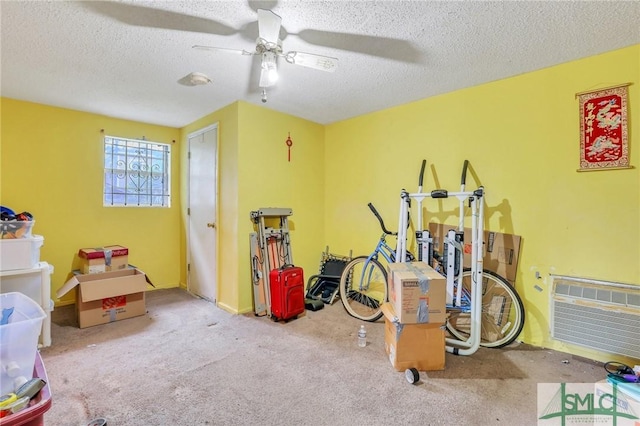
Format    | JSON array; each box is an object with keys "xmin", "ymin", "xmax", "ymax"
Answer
[{"xmin": 405, "ymin": 368, "xmax": 419, "ymax": 384}]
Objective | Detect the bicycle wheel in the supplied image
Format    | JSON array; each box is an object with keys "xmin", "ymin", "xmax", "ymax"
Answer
[
  {"xmin": 446, "ymin": 269, "xmax": 525, "ymax": 348},
  {"xmin": 339, "ymin": 256, "xmax": 388, "ymax": 322}
]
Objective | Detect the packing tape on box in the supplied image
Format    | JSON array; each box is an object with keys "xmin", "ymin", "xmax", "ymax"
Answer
[
  {"xmin": 92, "ymin": 248, "xmax": 114, "ymax": 266},
  {"xmin": 404, "ymin": 263, "xmax": 431, "ymax": 293},
  {"xmin": 416, "ymin": 299, "xmax": 429, "ymax": 323},
  {"xmin": 104, "ymin": 249, "xmax": 112, "ymax": 266},
  {"xmin": 395, "ymin": 323, "xmax": 404, "ymax": 341}
]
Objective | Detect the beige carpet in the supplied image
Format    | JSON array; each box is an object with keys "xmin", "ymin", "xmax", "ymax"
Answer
[{"xmin": 38, "ymin": 288, "xmax": 605, "ymax": 425}]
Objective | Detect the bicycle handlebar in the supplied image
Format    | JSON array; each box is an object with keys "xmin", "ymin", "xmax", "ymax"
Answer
[
  {"xmin": 423, "ymin": 160, "xmax": 472, "ymax": 198},
  {"xmin": 418, "ymin": 159, "xmax": 426, "ymax": 187},
  {"xmin": 461, "ymin": 159, "xmax": 469, "ymax": 185},
  {"xmin": 368, "ymin": 202, "xmax": 395, "ymax": 235}
]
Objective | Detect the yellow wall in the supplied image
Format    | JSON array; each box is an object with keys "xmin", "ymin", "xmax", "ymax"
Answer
[
  {"xmin": 179, "ymin": 102, "xmax": 240, "ymax": 312},
  {"xmin": 0, "ymin": 98, "xmax": 324, "ymax": 315},
  {"xmin": 236, "ymin": 102, "xmax": 325, "ymax": 313},
  {"xmin": 324, "ymin": 45, "xmax": 639, "ymax": 363},
  {"xmin": 179, "ymin": 101, "xmax": 325, "ymax": 314},
  {"xmin": 0, "ymin": 99, "xmax": 181, "ymax": 304},
  {"xmin": 2, "ymin": 45, "xmax": 637, "ymax": 364}
]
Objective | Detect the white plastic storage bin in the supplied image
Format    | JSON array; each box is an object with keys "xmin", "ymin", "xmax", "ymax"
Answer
[
  {"xmin": 0, "ymin": 220, "xmax": 35, "ymax": 239},
  {"xmin": 0, "ymin": 235, "xmax": 44, "ymax": 271},
  {"xmin": 0, "ymin": 292, "xmax": 46, "ymax": 395},
  {"xmin": 0, "ymin": 262, "xmax": 54, "ymax": 348}
]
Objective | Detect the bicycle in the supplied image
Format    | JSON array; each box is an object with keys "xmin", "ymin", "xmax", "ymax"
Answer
[
  {"xmin": 396, "ymin": 159, "xmax": 525, "ymax": 352},
  {"xmin": 338, "ymin": 202, "xmax": 414, "ymax": 322}
]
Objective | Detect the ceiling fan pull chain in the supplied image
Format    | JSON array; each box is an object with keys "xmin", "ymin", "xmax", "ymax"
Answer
[{"xmin": 285, "ymin": 133, "xmax": 293, "ymax": 162}]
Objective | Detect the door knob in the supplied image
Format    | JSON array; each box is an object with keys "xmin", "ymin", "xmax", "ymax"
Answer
[{"xmin": 207, "ymin": 223, "xmax": 215, "ymax": 228}]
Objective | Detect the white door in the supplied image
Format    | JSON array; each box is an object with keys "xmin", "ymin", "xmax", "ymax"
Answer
[{"xmin": 188, "ymin": 124, "xmax": 218, "ymax": 302}]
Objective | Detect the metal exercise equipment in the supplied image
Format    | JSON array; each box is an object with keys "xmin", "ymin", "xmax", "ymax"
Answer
[
  {"xmin": 250, "ymin": 208, "xmax": 293, "ymax": 317},
  {"xmin": 395, "ymin": 160, "xmax": 485, "ymax": 356}
]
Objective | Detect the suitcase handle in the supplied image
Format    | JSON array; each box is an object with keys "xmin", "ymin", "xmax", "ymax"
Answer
[{"xmin": 279, "ymin": 263, "xmax": 294, "ymax": 270}]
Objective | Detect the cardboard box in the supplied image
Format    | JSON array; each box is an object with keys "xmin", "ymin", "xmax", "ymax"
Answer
[
  {"xmin": 387, "ymin": 262, "xmax": 446, "ymax": 324},
  {"xmin": 447, "ymin": 279, "xmax": 514, "ymax": 342},
  {"xmin": 56, "ymin": 268, "xmax": 149, "ymax": 328},
  {"xmin": 382, "ymin": 303, "xmax": 445, "ymax": 371},
  {"xmin": 427, "ymin": 223, "xmax": 521, "ymax": 284},
  {"xmin": 78, "ymin": 245, "xmax": 129, "ymax": 274}
]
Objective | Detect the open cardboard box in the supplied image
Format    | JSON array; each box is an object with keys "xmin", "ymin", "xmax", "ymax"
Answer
[{"xmin": 56, "ymin": 267, "xmax": 151, "ymax": 328}]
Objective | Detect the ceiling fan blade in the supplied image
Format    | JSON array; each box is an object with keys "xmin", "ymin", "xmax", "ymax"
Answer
[
  {"xmin": 257, "ymin": 9, "xmax": 282, "ymax": 44},
  {"xmin": 80, "ymin": 2, "xmax": 239, "ymax": 36},
  {"xmin": 193, "ymin": 45, "xmax": 255, "ymax": 56},
  {"xmin": 248, "ymin": 1, "xmax": 279, "ymax": 13},
  {"xmin": 288, "ymin": 29, "xmax": 423, "ymax": 64},
  {"xmin": 284, "ymin": 51, "xmax": 338, "ymax": 72}
]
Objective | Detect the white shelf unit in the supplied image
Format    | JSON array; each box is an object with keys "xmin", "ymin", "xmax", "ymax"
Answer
[{"xmin": 0, "ymin": 261, "xmax": 54, "ymax": 347}]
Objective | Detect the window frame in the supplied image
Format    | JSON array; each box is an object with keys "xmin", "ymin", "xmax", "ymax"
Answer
[{"xmin": 103, "ymin": 135, "xmax": 171, "ymax": 208}]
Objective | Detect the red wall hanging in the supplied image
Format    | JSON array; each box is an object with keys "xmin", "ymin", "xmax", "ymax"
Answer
[{"xmin": 576, "ymin": 83, "xmax": 632, "ymax": 171}]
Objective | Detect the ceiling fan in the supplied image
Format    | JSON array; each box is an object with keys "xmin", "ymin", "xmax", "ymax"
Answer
[{"xmin": 193, "ymin": 9, "xmax": 338, "ymax": 102}]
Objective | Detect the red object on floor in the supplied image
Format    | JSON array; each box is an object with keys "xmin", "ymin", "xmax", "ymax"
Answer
[
  {"xmin": 269, "ymin": 265, "xmax": 305, "ymax": 321},
  {"xmin": 0, "ymin": 352, "xmax": 51, "ymax": 426}
]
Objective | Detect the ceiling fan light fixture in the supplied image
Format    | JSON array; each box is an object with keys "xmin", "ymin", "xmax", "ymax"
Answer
[
  {"xmin": 261, "ymin": 51, "xmax": 278, "ymax": 84},
  {"xmin": 193, "ymin": 8, "xmax": 338, "ymax": 92},
  {"xmin": 268, "ymin": 68, "xmax": 278, "ymax": 84}
]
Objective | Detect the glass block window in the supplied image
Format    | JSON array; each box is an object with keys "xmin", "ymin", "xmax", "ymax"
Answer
[{"xmin": 104, "ymin": 136, "xmax": 171, "ymax": 207}]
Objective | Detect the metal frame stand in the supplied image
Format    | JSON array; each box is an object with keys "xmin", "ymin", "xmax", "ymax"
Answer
[
  {"xmin": 394, "ymin": 160, "xmax": 485, "ymax": 356},
  {"xmin": 249, "ymin": 208, "xmax": 293, "ymax": 318}
]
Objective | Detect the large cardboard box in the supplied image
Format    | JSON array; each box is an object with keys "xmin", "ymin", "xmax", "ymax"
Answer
[
  {"xmin": 78, "ymin": 245, "xmax": 129, "ymax": 274},
  {"xmin": 56, "ymin": 268, "xmax": 149, "ymax": 328},
  {"xmin": 427, "ymin": 223, "xmax": 521, "ymax": 284},
  {"xmin": 387, "ymin": 261, "xmax": 446, "ymax": 324},
  {"xmin": 382, "ymin": 303, "xmax": 445, "ymax": 371}
]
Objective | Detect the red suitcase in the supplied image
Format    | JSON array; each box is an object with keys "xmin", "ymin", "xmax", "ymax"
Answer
[{"xmin": 269, "ymin": 265, "xmax": 305, "ymax": 321}]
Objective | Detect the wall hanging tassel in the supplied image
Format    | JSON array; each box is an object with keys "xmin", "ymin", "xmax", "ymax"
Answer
[{"xmin": 285, "ymin": 133, "xmax": 293, "ymax": 162}]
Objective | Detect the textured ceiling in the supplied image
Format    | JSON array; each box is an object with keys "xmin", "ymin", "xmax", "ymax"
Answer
[{"xmin": 1, "ymin": 1, "xmax": 639, "ymax": 127}]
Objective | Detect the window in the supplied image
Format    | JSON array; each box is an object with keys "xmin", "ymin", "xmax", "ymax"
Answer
[{"xmin": 103, "ymin": 136, "xmax": 171, "ymax": 207}]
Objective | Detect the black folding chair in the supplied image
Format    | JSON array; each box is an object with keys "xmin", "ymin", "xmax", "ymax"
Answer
[{"xmin": 305, "ymin": 247, "xmax": 352, "ymax": 310}]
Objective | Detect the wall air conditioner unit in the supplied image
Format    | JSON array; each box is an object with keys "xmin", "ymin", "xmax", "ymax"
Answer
[{"xmin": 550, "ymin": 275, "xmax": 640, "ymax": 359}]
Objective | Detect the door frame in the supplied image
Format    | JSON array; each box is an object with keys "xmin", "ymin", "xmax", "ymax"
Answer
[{"xmin": 187, "ymin": 122, "xmax": 219, "ymax": 301}]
